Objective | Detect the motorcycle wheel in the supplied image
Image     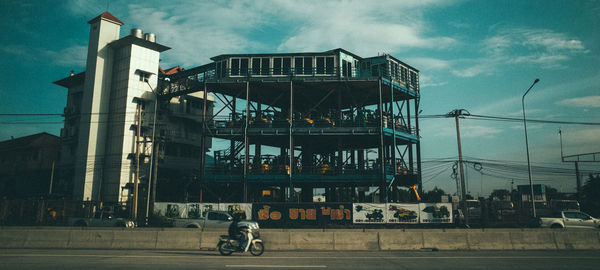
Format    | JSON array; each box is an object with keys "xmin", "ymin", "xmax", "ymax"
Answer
[
  {"xmin": 249, "ymin": 242, "xmax": 264, "ymax": 256},
  {"xmin": 218, "ymin": 242, "xmax": 233, "ymax": 256}
]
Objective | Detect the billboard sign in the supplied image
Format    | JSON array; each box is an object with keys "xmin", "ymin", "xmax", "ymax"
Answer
[
  {"xmin": 386, "ymin": 203, "xmax": 419, "ymax": 224},
  {"xmin": 252, "ymin": 203, "xmax": 352, "ymax": 227},
  {"xmin": 419, "ymin": 203, "xmax": 453, "ymax": 223},
  {"xmin": 353, "ymin": 203, "xmax": 386, "ymax": 224}
]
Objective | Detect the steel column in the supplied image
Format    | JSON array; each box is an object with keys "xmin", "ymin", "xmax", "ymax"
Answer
[
  {"xmin": 389, "ymin": 81, "xmax": 397, "ymax": 193},
  {"xmin": 378, "ymin": 79, "xmax": 386, "ymax": 203},
  {"xmin": 199, "ymin": 83, "xmax": 208, "ymax": 202},
  {"xmin": 415, "ymin": 97, "xmax": 423, "ymax": 195},
  {"xmin": 289, "ymin": 80, "xmax": 294, "ymax": 202},
  {"xmin": 243, "ymin": 81, "xmax": 250, "ymax": 202}
]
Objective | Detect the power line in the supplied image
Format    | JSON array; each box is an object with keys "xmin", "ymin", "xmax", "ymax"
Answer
[{"xmin": 1, "ymin": 112, "xmax": 598, "ymax": 126}]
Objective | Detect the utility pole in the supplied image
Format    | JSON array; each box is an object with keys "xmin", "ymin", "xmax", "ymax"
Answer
[
  {"xmin": 144, "ymin": 92, "xmax": 158, "ymax": 226},
  {"xmin": 48, "ymin": 160, "xmax": 55, "ymax": 195},
  {"xmin": 133, "ymin": 101, "xmax": 142, "ymax": 221},
  {"xmin": 144, "ymin": 79, "xmax": 164, "ymax": 225},
  {"xmin": 449, "ymin": 109, "xmax": 469, "ymax": 226}
]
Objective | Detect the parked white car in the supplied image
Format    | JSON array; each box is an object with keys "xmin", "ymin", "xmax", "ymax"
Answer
[
  {"xmin": 69, "ymin": 210, "xmax": 135, "ymax": 228},
  {"xmin": 171, "ymin": 210, "xmax": 257, "ymax": 231},
  {"xmin": 539, "ymin": 211, "xmax": 600, "ymax": 229}
]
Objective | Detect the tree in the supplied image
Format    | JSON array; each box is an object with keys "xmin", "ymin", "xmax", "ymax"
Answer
[
  {"xmin": 422, "ymin": 187, "xmax": 446, "ymax": 203},
  {"xmin": 490, "ymin": 189, "xmax": 510, "ymax": 200},
  {"xmin": 545, "ymin": 186, "xmax": 571, "ymax": 202},
  {"xmin": 581, "ymin": 174, "xmax": 600, "ymax": 217}
]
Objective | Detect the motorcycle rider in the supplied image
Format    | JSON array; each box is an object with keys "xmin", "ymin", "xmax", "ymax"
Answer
[{"xmin": 228, "ymin": 213, "xmax": 246, "ymax": 250}]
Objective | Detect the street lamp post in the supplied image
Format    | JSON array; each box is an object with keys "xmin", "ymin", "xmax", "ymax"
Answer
[{"xmin": 522, "ymin": 78, "xmax": 540, "ymax": 217}]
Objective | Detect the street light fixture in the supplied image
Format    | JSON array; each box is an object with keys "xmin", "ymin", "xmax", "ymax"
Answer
[{"xmin": 522, "ymin": 78, "xmax": 540, "ymax": 217}]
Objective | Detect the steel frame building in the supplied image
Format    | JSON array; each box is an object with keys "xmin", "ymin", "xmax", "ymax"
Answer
[{"xmin": 158, "ymin": 48, "xmax": 421, "ymax": 203}]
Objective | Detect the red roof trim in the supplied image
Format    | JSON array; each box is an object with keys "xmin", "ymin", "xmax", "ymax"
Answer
[
  {"xmin": 88, "ymin": 11, "xmax": 124, "ymax": 26},
  {"xmin": 159, "ymin": 65, "xmax": 184, "ymax": 75}
]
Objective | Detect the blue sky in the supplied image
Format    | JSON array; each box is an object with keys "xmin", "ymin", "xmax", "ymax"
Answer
[{"xmin": 1, "ymin": 0, "xmax": 599, "ymax": 196}]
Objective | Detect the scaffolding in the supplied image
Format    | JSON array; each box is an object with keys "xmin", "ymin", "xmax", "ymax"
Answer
[{"xmin": 157, "ymin": 49, "xmax": 422, "ymax": 203}]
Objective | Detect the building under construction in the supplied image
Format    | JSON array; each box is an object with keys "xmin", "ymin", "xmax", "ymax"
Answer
[{"xmin": 159, "ymin": 48, "xmax": 422, "ymax": 203}]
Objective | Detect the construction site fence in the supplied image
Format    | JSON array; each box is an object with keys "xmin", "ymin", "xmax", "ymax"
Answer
[
  {"xmin": 0, "ymin": 199, "xmax": 126, "ymax": 226},
  {"xmin": 1, "ymin": 199, "xmax": 538, "ymax": 228}
]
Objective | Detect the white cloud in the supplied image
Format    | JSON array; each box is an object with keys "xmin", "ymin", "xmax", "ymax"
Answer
[
  {"xmin": 68, "ymin": 0, "xmax": 458, "ymax": 67},
  {"xmin": 557, "ymin": 96, "xmax": 600, "ymax": 108},
  {"xmin": 451, "ymin": 27, "xmax": 588, "ymax": 78},
  {"xmin": 2, "ymin": 44, "xmax": 87, "ymax": 68},
  {"xmin": 484, "ymin": 27, "xmax": 588, "ymax": 68},
  {"xmin": 125, "ymin": 2, "xmax": 267, "ymax": 67},
  {"xmin": 275, "ymin": 1, "xmax": 456, "ymax": 55},
  {"xmin": 64, "ymin": 0, "xmax": 106, "ymax": 17},
  {"xmin": 407, "ymin": 58, "xmax": 451, "ymax": 70},
  {"xmin": 461, "ymin": 124, "xmax": 502, "ymax": 138},
  {"xmin": 451, "ymin": 62, "xmax": 494, "ymax": 78},
  {"xmin": 425, "ymin": 119, "xmax": 502, "ymax": 139},
  {"xmin": 44, "ymin": 45, "xmax": 87, "ymax": 67},
  {"xmin": 0, "ymin": 45, "xmax": 29, "ymax": 57},
  {"xmin": 419, "ymin": 74, "xmax": 447, "ymax": 88}
]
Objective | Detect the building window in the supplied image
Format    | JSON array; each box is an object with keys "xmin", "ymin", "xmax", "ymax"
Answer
[
  {"xmin": 304, "ymin": 57, "xmax": 312, "ymax": 75},
  {"xmin": 139, "ymin": 72, "xmax": 150, "ymax": 82},
  {"xmin": 251, "ymin": 58, "xmax": 270, "ymax": 76},
  {"xmin": 342, "ymin": 60, "xmax": 352, "ymax": 77},
  {"xmin": 295, "ymin": 56, "xmax": 313, "ymax": 75},
  {"xmin": 216, "ymin": 61, "xmax": 227, "ymax": 78},
  {"xmin": 261, "ymin": 58, "xmax": 270, "ymax": 75},
  {"xmin": 273, "ymin": 57, "xmax": 292, "ymax": 75},
  {"xmin": 283, "ymin": 58, "xmax": 291, "ymax": 75},
  {"xmin": 230, "ymin": 58, "xmax": 249, "ymax": 76},
  {"xmin": 410, "ymin": 72, "xmax": 418, "ymax": 88},
  {"xmin": 240, "ymin": 59, "xmax": 248, "ymax": 76},
  {"xmin": 326, "ymin": 57, "xmax": 335, "ymax": 75},
  {"xmin": 316, "ymin": 57, "xmax": 325, "ymax": 74},
  {"xmin": 231, "ymin": 58, "xmax": 240, "ymax": 76},
  {"xmin": 252, "ymin": 58, "xmax": 260, "ymax": 75},
  {"xmin": 401, "ymin": 66, "xmax": 407, "ymax": 82},
  {"xmin": 316, "ymin": 56, "xmax": 335, "ymax": 75},
  {"xmin": 273, "ymin": 58, "xmax": 282, "ymax": 75},
  {"xmin": 294, "ymin": 57, "xmax": 304, "ymax": 74}
]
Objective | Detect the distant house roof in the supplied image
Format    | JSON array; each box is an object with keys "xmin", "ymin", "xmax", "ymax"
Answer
[
  {"xmin": 53, "ymin": 72, "xmax": 85, "ymax": 88},
  {"xmin": 88, "ymin": 11, "xmax": 124, "ymax": 26},
  {"xmin": 0, "ymin": 132, "xmax": 60, "ymax": 152}
]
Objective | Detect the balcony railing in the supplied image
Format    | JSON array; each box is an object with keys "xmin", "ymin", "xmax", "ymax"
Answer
[
  {"xmin": 160, "ymin": 66, "xmax": 419, "ymax": 97},
  {"xmin": 203, "ymin": 162, "xmax": 418, "ymax": 177},
  {"xmin": 218, "ymin": 67, "xmax": 418, "ymax": 90},
  {"xmin": 205, "ymin": 115, "xmax": 415, "ymax": 135}
]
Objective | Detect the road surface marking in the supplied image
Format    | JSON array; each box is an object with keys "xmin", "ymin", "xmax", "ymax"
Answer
[
  {"xmin": 226, "ymin": 266, "xmax": 326, "ymax": 268},
  {"xmin": 1, "ymin": 254, "xmax": 599, "ymax": 260}
]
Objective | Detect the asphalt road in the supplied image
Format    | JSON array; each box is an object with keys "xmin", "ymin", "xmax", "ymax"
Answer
[{"xmin": 1, "ymin": 249, "xmax": 599, "ymax": 270}]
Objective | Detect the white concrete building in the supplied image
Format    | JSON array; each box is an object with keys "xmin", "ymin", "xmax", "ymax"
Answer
[{"xmin": 54, "ymin": 12, "xmax": 212, "ymax": 205}]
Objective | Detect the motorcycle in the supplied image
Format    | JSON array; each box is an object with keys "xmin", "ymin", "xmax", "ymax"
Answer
[{"xmin": 217, "ymin": 222, "xmax": 264, "ymax": 256}]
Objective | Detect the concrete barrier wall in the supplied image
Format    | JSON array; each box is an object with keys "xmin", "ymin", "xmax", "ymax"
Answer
[{"xmin": 0, "ymin": 227, "xmax": 598, "ymax": 251}]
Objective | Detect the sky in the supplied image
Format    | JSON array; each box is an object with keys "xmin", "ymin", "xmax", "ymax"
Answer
[{"xmin": 0, "ymin": 0, "xmax": 599, "ymax": 197}]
